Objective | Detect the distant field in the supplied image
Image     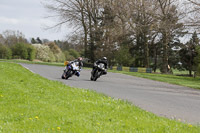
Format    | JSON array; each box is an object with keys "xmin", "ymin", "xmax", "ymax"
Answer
[{"xmin": 0, "ymin": 62, "xmax": 199, "ymax": 132}]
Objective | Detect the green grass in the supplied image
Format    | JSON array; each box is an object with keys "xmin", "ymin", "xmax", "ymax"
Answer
[
  {"xmin": 109, "ymin": 70, "xmax": 200, "ymax": 90},
  {"xmin": 0, "ymin": 62, "xmax": 200, "ymax": 132},
  {"xmin": 0, "ymin": 59, "xmax": 64, "ymax": 66}
]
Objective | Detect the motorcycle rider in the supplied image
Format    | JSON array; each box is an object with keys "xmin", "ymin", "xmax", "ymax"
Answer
[
  {"xmin": 91, "ymin": 57, "xmax": 108, "ymax": 76},
  {"xmin": 66, "ymin": 57, "xmax": 83, "ymax": 77}
]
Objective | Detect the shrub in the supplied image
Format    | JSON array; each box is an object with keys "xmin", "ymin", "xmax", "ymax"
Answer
[
  {"xmin": 68, "ymin": 49, "xmax": 80, "ymax": 59},
  {"xmin": 64, "ymin": 51, "xmax": 75, "ymax": 61},
  {"xmin": 45, "ymin": 42, "xmax": 66, "ymax": 62},
  {"xmin": 11, "ymin": 43, "xmax": 35, "ymax": 61},
  {"xmin": 33, "ymin": 44, "xmax": 55, "ymax": 62},
  {"xmin": 0, "ymin": 43, "xmax": 12, "ymax": 59},
  {"xmin": 27, "ymin": 45, "xmax": 36, "ymax": 61}
]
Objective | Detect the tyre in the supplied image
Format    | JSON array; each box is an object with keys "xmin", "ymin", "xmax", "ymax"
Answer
[
  {"xmin": 65, "ymin": 70, "xmax": 72, "ymax": 79},
  {"xmin": 93, "ymin": 71, "xmax": 98, "ymax": 81},
  {"xmin": 61, "ymin": 72, "xmax": 66, "ymax": 79},
  {"xmin": 90, "ymin": 76, "xmax": 93, "ymax": 81}
]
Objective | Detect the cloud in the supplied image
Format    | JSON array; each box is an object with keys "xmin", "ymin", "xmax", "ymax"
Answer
[
  {"xmin": 0, "ymin": 0, "xmax": 70, "ymax": 41},
  {"xmin": 0, "ymin": 17, "xmax": 19, "ymax": 25}
]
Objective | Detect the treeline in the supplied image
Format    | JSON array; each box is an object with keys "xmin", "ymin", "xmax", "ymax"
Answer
[
  {"xmin": 0, "ymin": 30, "xmax": 82, "ymax": 63},
  {"xmin": 44, "ymin": 0, "xmax": 200, "ymax": 75}
]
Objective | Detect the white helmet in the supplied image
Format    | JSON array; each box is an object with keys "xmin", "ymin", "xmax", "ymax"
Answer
[{"xmin": 102, "ymin": 57, "xmax": 107, "ymax": 60}]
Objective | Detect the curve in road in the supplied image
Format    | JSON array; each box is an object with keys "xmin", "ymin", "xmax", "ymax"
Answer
[{"xmin": 20, "ymin": 63, "xmax": 200, "ymax": 124}]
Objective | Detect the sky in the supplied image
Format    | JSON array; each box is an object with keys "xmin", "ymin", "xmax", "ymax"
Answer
[{"xmin": 0, "ymin": 0, "xmax": 70, "ymax": 41}]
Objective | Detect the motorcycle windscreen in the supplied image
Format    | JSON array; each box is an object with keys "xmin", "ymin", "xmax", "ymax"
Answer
[{"xmin": 98, "ymin": 63, "xmax": 105, "ymax": 70}]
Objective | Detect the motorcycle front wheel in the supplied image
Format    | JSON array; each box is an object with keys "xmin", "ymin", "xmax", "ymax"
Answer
[{"xmin": 65, "ymin": 70, "xmax": 72, "ymax": 79}]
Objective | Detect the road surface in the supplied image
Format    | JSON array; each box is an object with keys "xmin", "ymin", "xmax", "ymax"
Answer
[{"xmin": 20, "ymin": 63, "xmax": 200, "ymax": 124}]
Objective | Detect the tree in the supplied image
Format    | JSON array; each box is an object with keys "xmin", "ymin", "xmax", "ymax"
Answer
[
  {"xmin": 43, "ymin": 0, "xmax": 89, "ymax": 57},
  {"xmin": 1, "ymin": 30, "xmax": 27, "ymax": 47},
  {"xmin": 115, "ymin": 45, "xmax": 134, "ymax": 66},
  {"xmin": 185, "ymin": 0, "xmax": 200, "ymax": 29},
  {"xmin": 194, "ymin": 46, "xmax": 200, "ymax": 76},
  {"xmin": 31, "ymin": 38, "xmax": 36, "ymax": 44},
  {"xmin": 155, "ymin": 0, "xmax": 184, "ymax": 73},
  {"xmin": 68, "ymin": 49, "xmax": 80, "ymax": 59},
  {"xmin": 36, "ymin": 37, "xmax": 42, "ymax": 44},
  {"xmin": 179, "ymin": 32, "xmax": 199, "ymax": 76}
]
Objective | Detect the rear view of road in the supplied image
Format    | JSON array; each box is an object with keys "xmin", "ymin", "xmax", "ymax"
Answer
[{"xmin": 21, "ymin": 63, "xmax": 200, "ymax": 124}]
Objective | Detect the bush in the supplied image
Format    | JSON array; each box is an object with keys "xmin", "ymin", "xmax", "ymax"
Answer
[
  {"xmin": 64, "ymin": 51, "xmax": 75, "ymax": 61},
  {"xmin": 33, "ymin": 44, "xmax": 55, "ymax": 62},
  {"xmin": 0, "ymin": 43, "xmax": 12, "ymax": 59},
  {"xmin": 68, "ymin": 49, "xmax": 80, "ymax": 59},
  {"xmin": 27, "ymin": 45, "xmax": 36, "ymax": 61},
  {"xmin": 11, "ymin": 43, "xmax": 35, "ymax": 61},
  {"xmin": 45, "ymin": 42, "xmax": 66, "ymax": 62}
]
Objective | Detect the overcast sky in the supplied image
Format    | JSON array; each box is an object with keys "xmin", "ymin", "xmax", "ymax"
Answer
[{"xmin": 0, "ymin": 0, "xmax": 69, "ymax": 41}]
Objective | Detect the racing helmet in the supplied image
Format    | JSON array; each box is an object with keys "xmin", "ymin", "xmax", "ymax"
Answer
[
  {"xmin": 78, "ymin": 57, "xmax": 83, "ymax": 61},
  {"xmin": 102, "ymin": 57, "xmax": 107, "ymax": 60}
]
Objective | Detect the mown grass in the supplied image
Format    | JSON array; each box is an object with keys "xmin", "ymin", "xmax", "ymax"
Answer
[
  {"xmin": 0, "ymin": 59, "xmax": 64, "ymax": 67},
  {"xmin": 0, "ymin": 62, "xmax": 200, "ymax": 132},
  {"xmin": 109, "ymin": 70, "xmax": 200, "ymax": 90}
]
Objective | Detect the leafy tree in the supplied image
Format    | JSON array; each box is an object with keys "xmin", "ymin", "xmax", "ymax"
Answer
[
  {"xmin": 68, "ymin": 49, "xmax": 80, "ymax": 59},
  {"xmin": 36, "ymin": 37, "xmax": 42, "ymax": 44},
  {"xmin": 194, "ymin": 46, "xmax": 200, "ymax": 76},
  {"xmin": 31, "ymin": 38, "xmax": 36, "ymax": 44},
  {"xmin": 64, "ymin": 51, "xmax": 75, "ymax": 61},
  {"xmin": 179, "ymin": 32, "xmax": 199, "ymax": 76},
  {"xmin": 0, "ymin": 43, "xmax": 12, "ymax": 59},
  {"xmin": 115, "ymin": 46, "xmax": 134, "ymax": 66}
]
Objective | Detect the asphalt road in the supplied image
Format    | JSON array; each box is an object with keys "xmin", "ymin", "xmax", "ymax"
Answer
[{"xmin": 20, "ymin": 63, "xmax": 200, "ymax": 124}]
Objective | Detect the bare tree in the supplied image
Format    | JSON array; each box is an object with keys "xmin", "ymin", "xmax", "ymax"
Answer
[
  {"xmin": 43, "ymin": 0, "xmax": 89, "ymax": 57},
  {"xmin": 154, "ymin": 0, "xmax": 184, "ymax": 73},
  {"xmin": 185, "ymin": 0, "xmax": 200, "ymax": 29},
  {"xmin": 1, "ymin": 30, "xmax": 27, "ymax": 47}
]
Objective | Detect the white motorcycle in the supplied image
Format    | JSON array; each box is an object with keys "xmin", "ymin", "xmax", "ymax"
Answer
[{"xmin": 61, "ymin": 61, "xmax": 80, "ymax": 80}]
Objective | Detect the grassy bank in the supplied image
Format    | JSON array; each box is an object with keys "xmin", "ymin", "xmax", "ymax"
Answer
[
  {"xmin": 0, "ymin": 59, "xmax": 64, "ymax": 66},
  {"xmin": 0, "ymin": 62, "xmax": 200, "ymax": 132}
]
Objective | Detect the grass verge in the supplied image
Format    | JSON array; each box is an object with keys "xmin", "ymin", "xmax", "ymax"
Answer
[
  {"xmin": 0, "ymin": 59, "xmax": 64, "ymax": 67},
  {"xmin": 0, "ymin": 62, "xmax": 200, "ymax": 132},
  {"xmin": 109, "ymin": 70, "xmax": 200, "ymax": 90}
]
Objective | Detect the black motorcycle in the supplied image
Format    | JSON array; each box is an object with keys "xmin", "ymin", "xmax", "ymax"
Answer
[{"xmin": 90, "ymin": 63, "xmax": 106, "ymax": 81}]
